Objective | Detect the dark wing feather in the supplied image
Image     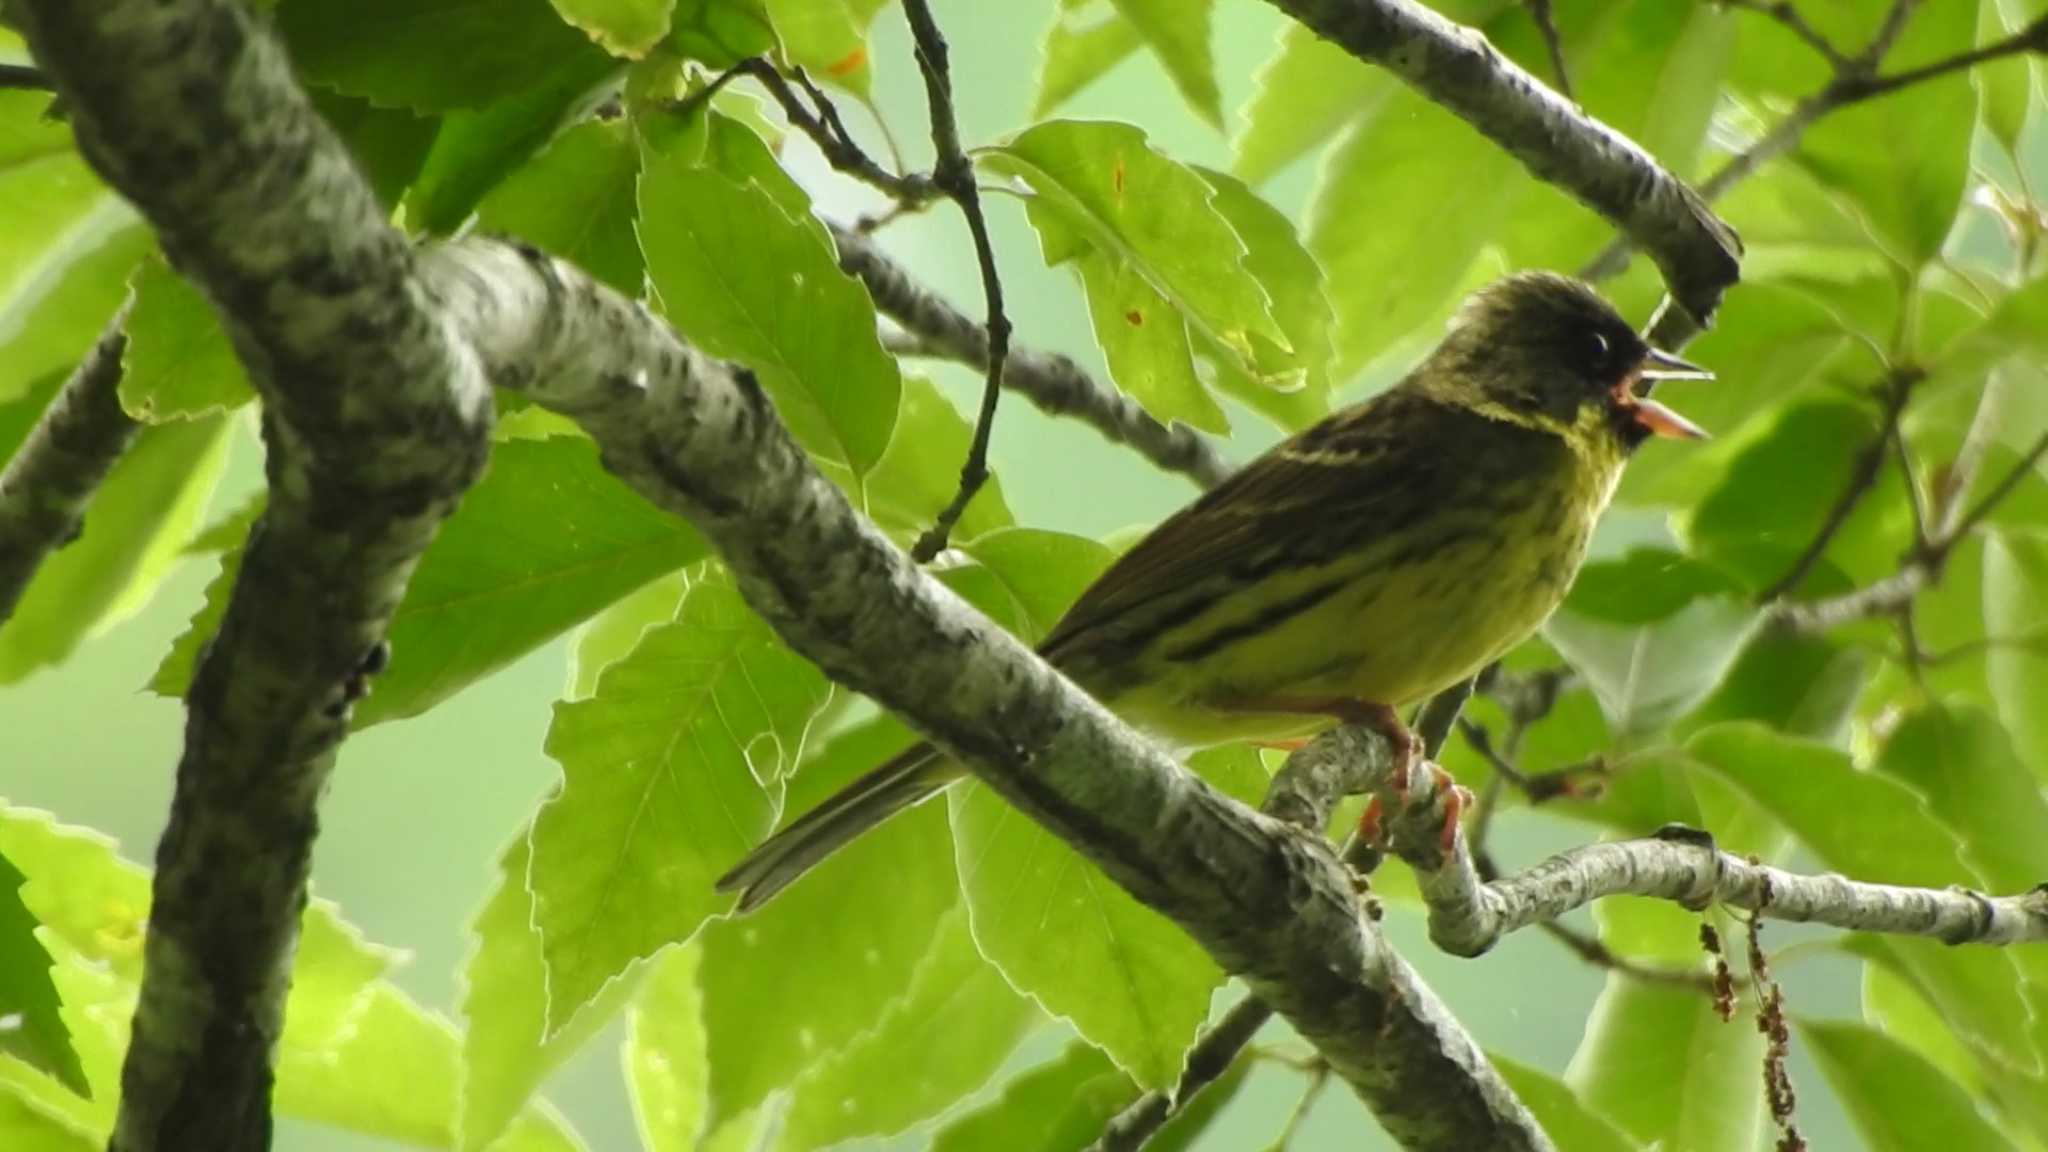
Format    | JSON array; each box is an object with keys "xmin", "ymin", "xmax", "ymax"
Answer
[{"xmin": 1039, "ymin": 384, "xmax": 1467, "ymax": 666}]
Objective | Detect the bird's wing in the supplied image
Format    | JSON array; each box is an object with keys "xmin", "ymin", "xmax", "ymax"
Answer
[{"xmin": 1038, "ymin": 384, "xmax": 1481, "ymax": 665}]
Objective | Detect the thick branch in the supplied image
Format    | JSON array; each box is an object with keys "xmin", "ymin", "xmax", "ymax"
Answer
[
  {"xmin": 1420, "ymin": 831, "xmax": 2048, "ymax": 957},
  {"xmin": 1263, "ymin": 0, "xmax": 1741, "ymax": 330},
  {"xmin": 15, "ymin": 2, "xmax": 491, "ymax": 1149},
  {"xmin": 835, "ymin": 226, "xmax": 1232, "ymax": 488},
  {"xmin": 0, "ymin": 307, "xmax": 137, "ymax": 622},
  {"xmin": 432, "ymin": 238, "xmax": 1551, "ymax": 1152}
]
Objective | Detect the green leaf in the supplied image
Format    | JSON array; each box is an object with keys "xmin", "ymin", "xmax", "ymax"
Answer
[
  {"xmin": 1308, "ymin": 88, "xmax": 1521, "ymax": 379},
  {"xmin": 278, "ymin": 0, "xmax": 613, "ymax": 113},
  {"xmin": 1683, "ymin": 398, "xmax": 1915, "ymax": 594},
  {"xmin": 565, "ymin": 571, "xmax": 686, "ymax": 700},
  {"xmin": 1791, "ymin": 0, "xmax": 1975, "ymax": 267},
  {"xmin": 1033, "ymin": 4, "xmax": 1145, "ymax": 119},
  {"xmin": 1863, "ymin": 958, "xmax": 1984, "ymax": 1093},
  {"xmin": 624, "ymin": 945, "xmax": 709, "ymax": 1152},
  {"xmin": 761, "ymin": 0, "xmax": 873, "ymax": 95},
  {"xmin": 1688, "ymin": 723, "xmax": 2042, "ymax": 1074},
  {"xmin": 774, "ymin": 907, "xmax": 1038, "ymax": 1150},
  {"xmin": 458, "ymin": 836, "xmax": 642, "ymax": 1152},
  {"xmin": 865, "ymin": 376, "xmax": 1015, "ymax": 546},
  {"xmin": 117, "ymin": 258, "xmax": 252, "ymax": 421},
  {"xmin": 949, "ymin": 777, "xmax": 1221, "ymax": 1089},
  {"xmin": 1676, "ymin": 629, "xmax": 1866, "ymax": 746},
  {"xmin": 928, "ymin": 1041, "xmax": 1139, "ymax": 1152},
  {"xmin": 477, "ymin": 118, "xmax": 644, "ymax": 295},
  {"xmin": 308, "ymin": 86, "xmax": 440, "ymax": 211},
  {"xmin": 1874, "ymin": 704, "xmax": 2048, "ymax": 894},
  {"xmin": 957, "ymin": 527, "xmax": 1115, "ymax": 641},
  {"xmin": 1196, "ymin": 165, "xmax": 1334, "ymax": 425},
  {"xmin": 528, "ymin": 570, "xmax": 831, "ymax": 1033},
  {"xmin": 1544, "ymin": 592, "xmax": 1758, "ymax": 745},
  {"xmin": 0, "ymin": 1084, "xmax": 94, "ymax": 1152},
  {"xmin": 152, "ymin": 436, "xmax": 708, "ymax": 725},
  {"xmin": 0, "ymin": 414, "xmax": 229, "ymax": 684},
  {"xmin": 1493, "ymin": 1053, "xmax": 1643, "ymax": 1152},
  {"xmin": 0, "ymin": 204, "xmax": 151, "ymax": 406},
  {"xmin": 1062, "ymin": 243, "xmax": 1228, "ymax": 433},
  {"xmin": 667, "ymin": 0, "xmax": 778, "ymax": 69},
  {"xmin": 1567, "ymin": 898, "xmax": 1764, "ymax": 1152},
  {"xmin": 696, "ymin": 715, "xmax": 959, "ymax": 1129},
  {"xmin": 0, "ymin": 847, "xmax": 84, "ymax": 1099},
  {"xmin": 1977, "ymin": 0, "xmax": 2043, "ymax": 157},
  {"xmin": 1109, "ymin": 0, "xmax": 1221, "ymax": 127},
  {"xmin": 984, "ymin": 120, "xmax": 1290, "ymax": 389},
  {"xmin": 1985, "ymin": 531, "xmax": 2048, "ymax": 783},
  {"xmin": 551, "ymin": 0, "xmax": 675, "ymax": 57},
  {"xmin": 405, "ymin": 51, "xmax": 622, "ymax": 235},
  {"xmin": 1231, "ymin": 22, "xmax": 1385, "ymax": 187},
  {"xmin": 637, "ymin": 159, "xmax": 899, "ymax": 475},
  {"xmin": 1801, "ymin": 1017, "xmax": 2015, "ymax": 1151}
]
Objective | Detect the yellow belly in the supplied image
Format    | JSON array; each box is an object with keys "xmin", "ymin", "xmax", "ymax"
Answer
[{"xmin": 1101, "ymin": 479, "xmax": 1603, "ymax": 751}]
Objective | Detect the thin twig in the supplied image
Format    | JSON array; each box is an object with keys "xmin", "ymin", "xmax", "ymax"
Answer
[
  {"xmin": 1722, "ymin": 1, "xmax": 1849, "ymax": 69},
  {"xmin": 0, "ymin": 63, "xmax": 55, "ymax": 91},
  {"xmin": 1944, "ymin": 428, "xmax": 2048, "ymax": 544},
  {"xmin": 1911, "ymin": 631, "xmax": 2048, "ymax": 666},
  {"xmin": 1757, "ymin": 367, "xmax": 1920, "ymax": 603},
  {"xmin": 1268, "ymin": 1064, "xmax": 1332, "ymax": 1151},
  {"xmin": 725, "ymin": 58, "xmax": 937, "ymax": 205},
  {"xmin": 899, "ymin": 0, "xmax": 1011, "ymax": 562},
  {"xmin": 1525, "ymin": 0, "xmax": 1573, "ymax": 101}
]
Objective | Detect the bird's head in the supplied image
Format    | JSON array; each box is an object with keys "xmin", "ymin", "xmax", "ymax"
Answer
[{"xmin": 1430, "ymin": 271, "xmax": 1709, "ymax": 452}]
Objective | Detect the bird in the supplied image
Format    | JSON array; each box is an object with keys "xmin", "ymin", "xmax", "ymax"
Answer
[{"xmin": 717, "ymin": 270, "xmax": 1709, "ymax": 912}]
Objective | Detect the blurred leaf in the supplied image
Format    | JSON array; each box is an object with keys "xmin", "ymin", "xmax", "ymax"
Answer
[
  {"xmin": 624, "ymin": 946, "xmax": 708, "ymax": 1152},
  {"xmin": 278, "ymin": 0, "xmax": 611, "ymax": 112},
  {"xmin": 0, "ymin": 847, "xmax": 84, "ymax": 1098},
  {"xmin": 1196, "ymin": 165, "xmax": 1334, "ymax": 423},
  {"xmin": 866, "ymin": 377, "xmax": 1015, "ymax": 545},
  {"xmin": 1802, "ymin": 1017, "xmax": 2015, "ymax": 1151},
  {"xmin": 152, "ymin": 437, "xmax": 708, "ymax": 725},
  {"xmin": 1562, "ymin": 549, "xmax": 1745, "ymax": 626},
  {"xmin": 761, "ymin": 0, "xmax": 873, "ymax": 95},
  {"xmin": 1985, "ymin": 532, "xmax": 2048, "ymax": 783},
  {"xmin": 459, "ymin": 836, "xmax": 642, "ymax": 1152},
  {"xmin": 949, "ymin": 776, "xmax": 1221, "ymax": 1088},
  {"xmin": 1875, "ymin": 704, "xmax": 2048, "ymax": 893},
  {"xmin": 1568, "ymin": 897, "xmax": 1763, "ymax": 1151},
  {"xmin": 1231, "ymin": 22, "xmax": 1385, "ymax": 187},
  {"xmin": 1976, "ymin": 0, "xmax": 2042, "ymax": 160},
  {"xmin": 551, "ymin": 0, "xmax": 674, "ymax": 57},
  {"xmin": 0, "ymin": 414, "xmax": 228, "ymax": 684},
  {"xmin": 1677, "ymin": 629, "xmax": 1865, "ymax": 746},
  {"xmin": 928, "ymin": 1041, "xmax": 1138, "ymax": 1152},
  {"xmin": 696, "ymin": 715, "xmax": 958, "ymax": 1130},
  {"xmin": 404, "ymin": 50, "xmax": 621, "ymax": 235},
  {"xmin": 1691, "ymin": 722, "xmax": 2042, "ymax": 1074},
  {"xmin": 957, "ymin": 527, "xmax": 1115, "ymax": 642},
  {"xmin": 0, "ymin": 1085, "xmax": 93, "ymax": 1152},
  {"xmin": 476, "ymin": 118, "xmax": 644, "ymax": 295},
  {"xmin": 0, "ymin": 206, "xmax": 150, "ymax": 406},
  {"xmin": 1863, "ymin": 958, "xmax": 1984, "ymax": 1093},
  {"xmin": 1494, "ymin": 1053, "xmax": 1643, "ymax": 1152},
  {"xmin": 1684, "ymin": 398, "xmax": 1914, "ymax": 594},
  {"xmin": 984, "ymin": 120, "xmax": 1290, "ymax": 391},
  {"xmin": 308, "ymin": 86, "xmax": 439, "ymax": 210},
  {"xmin": 1109, "ymin": 0, "xmax": 1221, "ymax": 127},
  {"xmin": 118, "ymin": 258, "xmax": 252, "ymax": 421},
  {"xmin": 1545, "ymin": 593, "xmax": 1758, "ymax": 744},
  {"xmin": 1792, "ymin": 1, "xmax": 1975, "ymax": 267},
  {"xmin": 774, "ymin": 908, "xmax": 1038, "ymax": 1151},
  {"xmin": 1308, "ymin": 89, "xmax": 1520, "ymax": 379},
  {"xmin": 667, "ymin": 0, "xmax": 778, "ymax": 68},
  {"xmin": 528, "ymin": 571, "xmax": 831, "ymax": 1033},
  {"xmin": 637, "ymin": 159, "xmax": 899, "ymax": 475},
  {"xmin": 1033, "ymin": 3, "xmax": 1144, "ymax": 119}
]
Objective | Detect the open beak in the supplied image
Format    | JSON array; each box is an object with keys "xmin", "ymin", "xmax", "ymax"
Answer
[{"xmin": 1617, "ymin": 348, "xmax": 1712, "ymax": 441}]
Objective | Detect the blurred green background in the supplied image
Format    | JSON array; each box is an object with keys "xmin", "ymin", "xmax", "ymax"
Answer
[{"xmin": 0, "ymin": 0, "xmax": 1869, "ymax": 1147}]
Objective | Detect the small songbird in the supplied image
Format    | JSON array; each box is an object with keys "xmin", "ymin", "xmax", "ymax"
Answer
[{"xmin": 718, "ymin": 271, "xmax": 1709, "ymax": 911}]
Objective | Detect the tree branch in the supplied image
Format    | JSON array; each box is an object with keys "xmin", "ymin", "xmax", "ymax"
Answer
[
  {"xmin": 14, "ymin": 2, "xmax": 492, "ymax": 1149},
  {"xmin": 1418, "ymin": 829, "xmax": 2048, "ymax": 957},
  {"xmin": 898, "ymin": 0, "xmax": 1011, "ymax": 562},
  {"xmin": 1262, "ymin": 0, "xmax": 1742, "ymax": 333},
  {"xmin": 428, "ymin": 238, "xmax": 1552, "ymax": 1151},
  {"xmin": 834, "ymin": 226, "xmax": 1233, "ymax": 488},
  {"xmin": 0, "ymin": 62, "xmax": 54, "ymax": 91},
  {"xmin": 0, "ymin": 306, "xmax": 137, "ymax": 622}
]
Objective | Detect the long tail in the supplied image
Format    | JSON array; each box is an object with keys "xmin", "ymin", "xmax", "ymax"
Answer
[{"xmin": 715, "ymin": 742, "xmax": 957, "ymax": 912}]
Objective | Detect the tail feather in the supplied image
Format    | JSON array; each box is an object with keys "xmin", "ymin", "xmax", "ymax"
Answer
[{"xmin": 715, "ymin": 742, "xmax": 954, "ymax": 912}]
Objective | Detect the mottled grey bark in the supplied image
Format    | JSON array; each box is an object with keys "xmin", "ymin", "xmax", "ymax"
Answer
[
  {"xmin": 0, "ymin": 308, "xmax": 137, "ymax": 622},
  {"xmin": 12, "ymin": 2, "xmax": 492, "ymax": 1150}
]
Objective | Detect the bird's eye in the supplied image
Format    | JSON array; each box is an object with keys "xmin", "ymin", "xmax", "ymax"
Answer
[{"xmin": 1587, "ymin": 332, "xmax": 1611, "ymax": 365}]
